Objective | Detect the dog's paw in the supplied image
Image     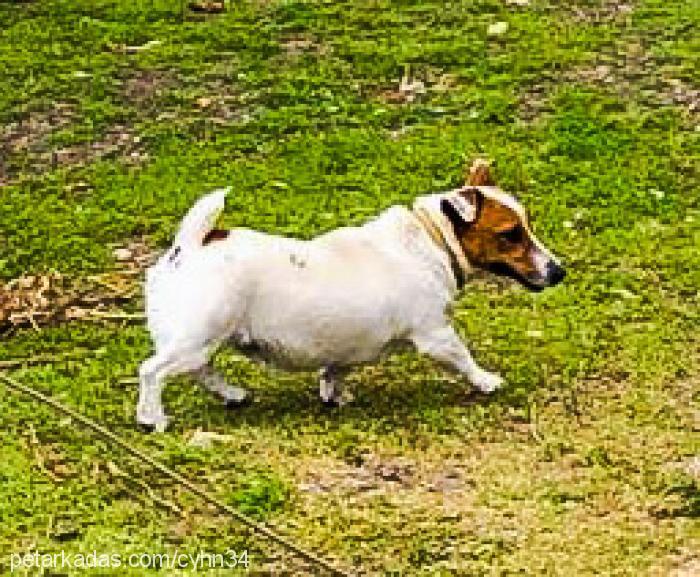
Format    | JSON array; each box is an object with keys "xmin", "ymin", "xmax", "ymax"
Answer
[
  {"xmin": 136, "ymin": 422, "xmax": 158, "ymax": 433},
  {"xmin": 220, "ymin": 385, "xmax": 250, "ymax": 408},
  {"xmin": 319, "ymin": 389, "xmax": 353, "ymax": 409},
  {"xmin": 136, "ymin": 418, "xmax": 169, "ymax": 433},
  {"xmin": 224, "ymin": 393, "xmax": 252, "ymax": 409},
  {"xmin": 136, "ymin": 406, "xmax": 169, "ymax": 433},
  {"xmin": 470, "ymin": 369, "xmax": 504, "ymax": 394},
  {"xmin": 321, "ymin": 397, "xmax": 342, "ymax": 410}
]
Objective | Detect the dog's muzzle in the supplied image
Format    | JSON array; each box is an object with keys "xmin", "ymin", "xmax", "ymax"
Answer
[
  {"xmin": 544, "ymin": 260, "xmax": 566, "ymax": 286},
  {"xmin": 526, "ymin": 258, "xmax": 566, "ymax": 292},
  {"xmin": 486, "ymin": 257, "xmax": 566, "ymax": 292}
]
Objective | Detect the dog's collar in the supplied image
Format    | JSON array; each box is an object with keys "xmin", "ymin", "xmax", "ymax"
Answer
[{"xmin": 412, "ymin": 206, "xmax": 466, "ymax": 289}]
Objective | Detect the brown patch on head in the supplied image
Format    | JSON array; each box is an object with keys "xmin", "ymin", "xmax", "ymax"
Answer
[
  {"xmin": 441, "ymin": 185, "xmax": 564, "ymax": 290},
  {"xmin": 459, "ymin": 193, "xmax": 539, "ymax": 280}
]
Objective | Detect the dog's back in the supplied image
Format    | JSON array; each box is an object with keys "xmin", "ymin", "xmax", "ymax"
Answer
[{"xmin": 144, "ymin": 191, "xmax": 442, "ymax": 366}]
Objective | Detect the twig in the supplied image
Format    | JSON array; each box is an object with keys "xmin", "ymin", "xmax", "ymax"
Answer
[
  {"xmin": 87, "ymin": 274, "xmax": 140, "ymax": 297},
  {"xmin": 86, "ymin": 310, "xmax": 145, "ymax": 321},
  {"xmin": 27, "ymin": 423, "xmax": 60, "ymax": 482},
  {"xmin": 0, "ymin": 350, "xmax": 90, "ymax": 369},
  {"xmin": 0, "ymin": 372, "xmax": 355, "ymax": 577},
  {"xmin": 28, "ymin": 310, "xmax": 41, "ymax": 332},
  {"xmin": 107, "ymin": 461, "xmax": 183, "ymax": 516},
  {"xmin": 529, "ymin": 401, "xmax": 543, "ymax": 443}
]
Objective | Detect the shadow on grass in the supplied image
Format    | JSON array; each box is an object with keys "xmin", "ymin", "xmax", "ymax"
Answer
[{"xmin": 164, "ymin": 354, "xmax": 519, "ymax": 441}]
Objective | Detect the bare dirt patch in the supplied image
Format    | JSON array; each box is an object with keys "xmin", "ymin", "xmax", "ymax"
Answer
[
  {"xmin": 0, "ymin": 103, "xmax": 76, "ymax": 184},
  {"xmin": 125, "ymin": 64, "xmax": 256, "ymax": 128},
  {"xmin": 109, "ymin": 238, "xmax": 158, "ymax": 273},
  {"xmin": 567, "ymin": 40, "xmax": 699, "ymax": 113},
  {"xmin": 297, "ymin": 453, "xmax": 418, "ymax": 495},
  {"xmin": 518, "ymin": 39, "xmax": 699, "ymax": 121},
  {"xmin": 52, "ymin": 125, "xmax": 147, "ymax": 169},
  {"xmin": 567, "ymin": 0, "xmax": 634, "ymax": 24},
  {"xmin": 676, "ymin": 558, "xmax": 700, "ymax": 577},
  {"xmin": 279, "ymin": 34, "xmax": 329, "ymax": 58},
  {"xmin": 1, "ymin": 118, "xmax": 147, "ymax": 184},
  {"xmin": 188, "ymin": 1, "xmax": 225, "ymax": 14},
  {"xmin": 1, "ymin": 103, "xmax": 76, "ymax": 153},
  {"xmin": 296, "ymin": 453, "xmax": 476, "ymax": 499},
  {"xmin": 0, "ymin": 272, "xmax": 135, "ymax": 333},
  {"xmin": 659, "ymin": 78, "xmax": 700, "ymax": 113},
  {"xmin": 122, "ymin": 70, "xmax": 175, "ymax": 105},
  {"xmin": 190, "ymin": 87, "xmax": 255, "ymax": 126},
  {"xmin": 666, "ymin": 555, "xmax": 700, "ymax": 577},
  {"xmin": 0, "ymin": 71, "xmax": 175, "ymax": 184}
]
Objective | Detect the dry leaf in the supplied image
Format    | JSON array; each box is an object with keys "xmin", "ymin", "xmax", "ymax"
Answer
[
  {"xmin": 189, "ymin": 1, "xmax": 225, "ymax": 13},
  {"xmin": 113, "ymin": 247, "xmax": 133, "ymax": 261},
  {"xmin": 487, "ymin": 21, "xmax": 509, "ymax": 36},
  {"xmin": 188, "ymin": 430, "xmax": 235, "ymax": 448},
  {"xmin": 125, "ymin": 40, "xmax": 162, "ymax": 54}
]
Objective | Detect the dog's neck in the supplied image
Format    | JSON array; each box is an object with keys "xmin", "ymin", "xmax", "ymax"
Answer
[{"xmin": 411, "ymin": 206, "xmax": 466, "ymax": 289}]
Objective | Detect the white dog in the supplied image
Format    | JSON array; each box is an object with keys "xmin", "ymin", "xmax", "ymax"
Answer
[{"xmin": 137, "ymin": 160, "xmax": 565, "ymax": 431}]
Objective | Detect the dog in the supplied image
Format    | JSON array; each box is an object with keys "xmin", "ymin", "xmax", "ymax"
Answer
[{"xmin": 137, "ymin": 160, "xmax": 565, "ymax": 431}]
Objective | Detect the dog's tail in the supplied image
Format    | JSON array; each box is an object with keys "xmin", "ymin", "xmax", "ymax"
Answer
[{"xmin": 174, "ymin": 187, "xmax": 230, "ymax": 250}]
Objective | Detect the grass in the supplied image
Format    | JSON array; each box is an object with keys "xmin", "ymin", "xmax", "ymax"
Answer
[{"xmin": 1, "ymin": 0, "xmax": 698, "ymax": 575}]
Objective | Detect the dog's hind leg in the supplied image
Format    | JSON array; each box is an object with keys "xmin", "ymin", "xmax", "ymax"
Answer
[
  {"xmin": 319, "ymin": 365, "xmax": 346, "ymax": 407},
  {"xmin": 196, "ymin": 365, "xmax": 250, "ymax": 408},
  {"xmin": 137, "ymin": 345, "xmax": 208, "ymax": 432}
]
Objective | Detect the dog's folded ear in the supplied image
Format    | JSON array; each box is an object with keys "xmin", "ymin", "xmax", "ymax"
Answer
[
  {"xmin": 466, "ymin": 158, "xmax": 495, "ymax": 186},
  {"xmin": 441, "ymin": 188, "xmax": 482, "ymax": 231}
]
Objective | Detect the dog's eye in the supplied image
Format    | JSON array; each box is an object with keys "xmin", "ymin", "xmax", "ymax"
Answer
[{"xmin": 499, "ymin": 225, "xmax": 524, "ymax": 244}]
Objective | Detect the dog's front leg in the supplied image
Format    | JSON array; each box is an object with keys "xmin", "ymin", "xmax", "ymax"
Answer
[
  {"xmin": 136, "ymin": 348, "xmax": 207, "ymax": 432},
  {"xmin": 412, "ymin": 326, "xmax": 503, "ymax": 393},
  {"xmin": 137, "ymin": 355, "xmax": 170, "ymax": 432}
]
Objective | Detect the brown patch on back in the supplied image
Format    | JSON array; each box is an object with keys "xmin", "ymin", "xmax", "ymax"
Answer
[{"xmin": 203, "ymin": 229, "xmax": 229, "ymax": 244}]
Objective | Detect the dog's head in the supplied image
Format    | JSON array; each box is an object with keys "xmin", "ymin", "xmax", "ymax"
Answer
[{"xmin": 416, "ymin": 160, "xmax": 565, "ymax": 291}]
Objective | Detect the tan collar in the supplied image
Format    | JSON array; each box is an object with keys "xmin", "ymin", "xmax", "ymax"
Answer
[{"xmin": 412, "ymin": 206, "xmax": 466, "ymax": 288}]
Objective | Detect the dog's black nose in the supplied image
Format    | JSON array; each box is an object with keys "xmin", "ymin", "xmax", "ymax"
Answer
[{"xmin": 546, "ymin": 262, "xmax": 566, "ymax": 286}]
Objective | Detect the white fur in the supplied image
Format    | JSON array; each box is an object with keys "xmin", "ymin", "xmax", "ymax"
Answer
[
  {"xmin": 137, "ymin": 188, "xmax": 504, "ymax": 430},
  {"xmin": 175, "ymin": 187, "xmax": 229, "ymax": 249}
]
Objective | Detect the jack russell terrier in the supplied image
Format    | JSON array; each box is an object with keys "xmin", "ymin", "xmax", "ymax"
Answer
[{"xmin": 137, "ymin": 160, "xmax": 565, "ymax": 431}]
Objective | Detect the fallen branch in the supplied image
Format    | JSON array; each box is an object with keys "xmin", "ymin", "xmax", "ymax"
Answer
[
  {"xmin": 86, "ymin": 310, "xmax": 145, "ymax": 321},
  {"xmin": 0, "ymin": 350, "xmax": 92, "ymax": 370}
]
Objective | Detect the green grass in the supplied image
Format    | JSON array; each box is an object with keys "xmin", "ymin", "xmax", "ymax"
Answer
[{"xmin": 1, "ymin": 0, "xmax": 698, "ymax": 575}]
